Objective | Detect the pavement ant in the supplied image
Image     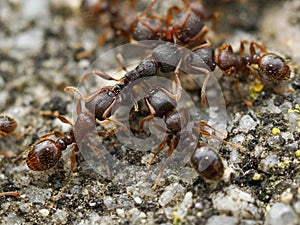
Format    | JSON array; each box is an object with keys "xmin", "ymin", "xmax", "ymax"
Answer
[
  {"xmin": 77, "ymin": 0, "xmax": 159, "ymax": 59},
  {"xmin": 126, "ymin": 68, "xmax": 241, "ymax": 188},
  {"xmin": 214, "ymin": 40, "xmax": 291, "ymax": 105},
  {"xmin": 12, "ymin": 115, "xmax": 78, "ymax": 201},
  {"xmin": 0, "ymin": 115, "xmax": 21, "ymax": 198},
  {"xmin": 187, "ymin": 40, "xmax": 291, "ymax": 106}
]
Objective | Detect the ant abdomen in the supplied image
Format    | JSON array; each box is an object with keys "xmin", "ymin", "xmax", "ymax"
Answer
[
  {"xmin": 259, "ymin": 53, "xmax": 290, "ymax": 82},
  {"xmin": 26, "ymin": 140, "xmax": 62, "ymax": 171},
  {"xmin": 190, "ymin": 145, "xmax": 224, "ymax": 180}
]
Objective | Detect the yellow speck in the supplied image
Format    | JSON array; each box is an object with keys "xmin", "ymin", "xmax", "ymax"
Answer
[
  {"xmin": 252, "ymin": 173, "xmax": 262, "ymax": 181},
  {"xmin": 272, "ymin": 127, "xmax": 281, "ymax": 135},
  {"xmin": 298, "ymin": 187, "xmax": 300, "ymax": 194},
  {"xmin": 295, "ymin": 104, "xmax": 300, "ymax": 110},
  {"xmin": 278, "ymin": 161, "xmax": 290, "ymax": 168},
  {"xmin": 249, "ymin": 81, "xmax": 264, "ymax": 100},
  {"xmin": 295, "ymin": 150, "xmax": 300, "ymax": 158},
  {"xmin": 173, "ymin": 211, "xmax": 181, "ymax": 224},
  {"xmin": 288, "ymin": 109, "xmax": 295, "ymax": 113}
]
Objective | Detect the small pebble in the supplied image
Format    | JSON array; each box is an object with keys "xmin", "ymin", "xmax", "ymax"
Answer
[
  {"xmin": 116, "ymin": 208, "xmax": 125, "ymax": 218},
  {"xmin": 238, "ymin": 115, "xmax": 257, "ymax": 133},
  {"xmin": 206, "ymin": 215, "xmax": 239, "ymax": 225},
  {"xmin": 39, "ymin": 209, "xmax": 50, "ymax": 217},
  {"xmin": 264, "ymin": 203, "xmax": 298, "ymax": 225}
]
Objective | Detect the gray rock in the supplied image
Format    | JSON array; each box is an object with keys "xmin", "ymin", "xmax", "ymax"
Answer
[{"xmin": 264, "ymin": 203, "xmax": 299, "ymax": 225}]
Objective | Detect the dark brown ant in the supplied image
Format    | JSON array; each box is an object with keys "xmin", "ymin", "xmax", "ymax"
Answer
[
  {"xmin": 0, "ymin": 115, "xmax": 20, "ymax": 198},
  {"xmin": 186, "ymin": 40, "xmax": 291, "ymax": 105},
  {"xmin": 214, "ymin": 40, "xmax": 291, "ymax": 105},
  {"xmin": 126, "ymin": 69, "xmax": 241, "ymax": 188},
  {"xmin": 132, "ymin": 0, "xmax": 210, "ymax": 46},
  {"xmin": 13, "ymin": 116, "xmax": 78, "ymax": 201},
  {"xmin": 77, "ymin": 0, "xmax": 159, "ymax": 59}
]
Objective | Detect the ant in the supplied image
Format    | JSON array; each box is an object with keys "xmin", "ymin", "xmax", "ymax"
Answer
[
  {"xmin": 77, "ymin": 0, "xmax": 159, "ymax": 59},
  {"xmin": 126, "ymin": 68, "xmax": 241, "ymax": 188},
  {"xmin": 13, "ymin": 115, "xmax": 78, "ymax": 201},
  {"xmin": 132, "ymin": 0, "xmax": 210, "ymax": 46},
  {"xmin": 214, "ymin": 40, "xmax": 291, "ymax": 105},
  {"xmin": 186, "ymin": 40, "xmax": 291, "ymax": 106},
  {"xmin": 78, "ymin": 0, "xmax": 214, "ymax": 58}
]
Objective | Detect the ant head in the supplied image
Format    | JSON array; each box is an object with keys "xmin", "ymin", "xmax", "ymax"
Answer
[
  {"xmin": 85, "ymin": 86, "xmax": 116, "ymax": 121},
  {"xmin": 259, "ymin": 53, "xmax": 290, "ymax": 82}
]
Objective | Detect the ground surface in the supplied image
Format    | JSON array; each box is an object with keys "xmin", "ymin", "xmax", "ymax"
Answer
[{"xmin": 0, "ymin": 0, "xmax": 300, "ymax": 225}]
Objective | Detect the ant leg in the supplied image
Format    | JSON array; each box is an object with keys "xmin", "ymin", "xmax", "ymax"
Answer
[
  {"xmin": 76, "ymin": 27, "xmax": 111, "ymax": 60},
  {"xmin": 197, "ymin": 121, "xmax": 227, "ymax": 138},
  {"xmin": 233, "ymin": 73, "xmax": 253, "ymax": 106},
  {"xmin": 191, "ymin": 39, "xmax": 211, "ymax": 51},
  {"xmin": 218, "ymin": 44, "xmax": 234, "ymax": 54},
  {"xmin": 147, "ymin": 139, "xmax": 166, "ymax": 169},
  {"xmin": 52, "ymin": 145, "xmax": 77, "ymax": 201},
  {"xmin": 165, "ymin": 6, "xmax": 182, "ymax": 27},
  {"xmin": 138, "ymin": 98, "xmax": 156, "ymax": 131},
  {"xmin": 116, "ymin": 53, "xmax": 128, "ymax": 72},
  {"xmin": 250, "ymin": 41, "xmax": 267, "ymax": 55},
  {"xmin": 0, "ymin": 192, "xmax": 20, "ymax": 198},
  {"xmin": 0, "ymin": 130, "xmax": 8, "ymax": 137},
  {"xmin": 99, "ymin": 118, "xmax": 130, "ymax": 136},
  {"xmin": 151, "ymin": 136, "xmax": 176, "ymax": 190},
  {"xmin": 197, "ymin": 127, "xmax": 244, "ymax": 150},
  {"xmin": 240, "ymin": 40, "xmax": 249, "ymax": 55}
]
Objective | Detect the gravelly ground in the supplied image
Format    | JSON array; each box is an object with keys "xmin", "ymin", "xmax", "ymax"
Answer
[{"xmin": 0, "ymin": 0, "xmax": 299, "ymax": 225}]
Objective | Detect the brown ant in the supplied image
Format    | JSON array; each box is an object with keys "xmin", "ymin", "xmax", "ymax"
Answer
[
  {"xmin": 186, "ymin": 40, "xmax": 291, "ymax": 106},
  {"xmin": 77, "ymin": 0, "xmax": 159, "ymax": 59},
  {"xmin": 13, "ymin": 115, "xmax": 79, "ymax": 201},
  {"xmin": 214, "ymin": 40, "xmax": 291, "ymax": 105},
  {"xmin": 78, "ymin": 0, "xmax": 214, "ymax": 58},
  {"xmin": 132, "ymin": 0, "xmax": 211, "ymax": 46},
  {"xmin": 126, "ymin": 68, "xmax": 242, "ymax": 188}
]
